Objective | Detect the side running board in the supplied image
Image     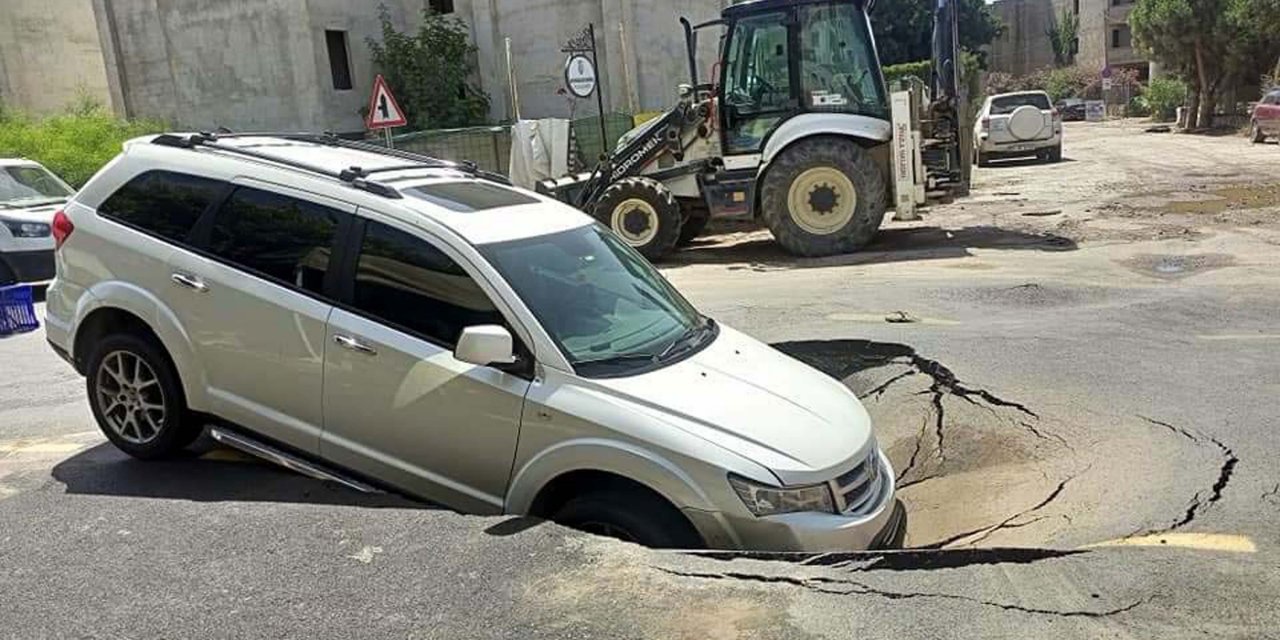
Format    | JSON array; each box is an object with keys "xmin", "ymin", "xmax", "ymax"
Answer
[{"xmin": 209, "ymin": 427, "xmax": 382, "ymax": 494}]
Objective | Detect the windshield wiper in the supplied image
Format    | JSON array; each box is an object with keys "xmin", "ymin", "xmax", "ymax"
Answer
[
  {"xmin": 657, "ymin": 317, "xmax": 716, "ymax": 362},
  {"xmin": 575, "ymin": 353, "xmax": 660, "ymax": 369}
]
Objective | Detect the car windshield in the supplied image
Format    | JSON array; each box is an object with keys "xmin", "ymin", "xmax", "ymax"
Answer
[
  {"xmin": 0, "ymin": 165, "xmax": 73, "ymax": 207},
  {"xmin": 990, "ymin": 94, "xmax": 1051, "ymax": 115},
  {"xmin": 480, "ymin": 225, "xmax": 712, "ymax": 377}
]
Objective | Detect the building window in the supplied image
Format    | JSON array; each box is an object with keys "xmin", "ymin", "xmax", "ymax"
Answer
[
  {"xmin": 1111, "ymin": 26, "xmax": 1131, "ymax": 49},
  {"xmin": 1073, "ymin": 0, "xmax": 1079, "ymax": 13},
  {"xmin": 429, "ymin": 0, "xmax": 454, "ymax": 14},
  {"xmin": 325, "ymin": 30, "xmax": 353, "ymax": 91}
]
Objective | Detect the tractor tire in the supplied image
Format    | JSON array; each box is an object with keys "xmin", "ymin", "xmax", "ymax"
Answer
[
  {"xmin": 591, "ymin": 177, "xmax": 682, "ymax": 261},
  {"xmin": 760, "ymin": 137, "xmax": 887, "ymax": 257},
  {"xmin": 677, "ymin": 213, "xmax": 711, "ymax": 246}
]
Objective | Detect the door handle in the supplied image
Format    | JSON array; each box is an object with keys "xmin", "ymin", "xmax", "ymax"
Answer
[
  {"xmin": 333, "ymin": 334, "xmax": 378, "ymax": 356},
  {"xmin": 170, "ymin": 272, "xmax": 209, "ymax": 293}
]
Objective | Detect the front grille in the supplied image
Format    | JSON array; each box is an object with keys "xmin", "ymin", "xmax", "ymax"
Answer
[{"xmin": 829, "ymin": 452, "xmax": 884, "ymax": 515}]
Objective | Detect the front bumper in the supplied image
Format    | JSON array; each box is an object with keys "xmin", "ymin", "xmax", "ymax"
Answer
[
  {"xmin": 687, "ymin": 449, "xmax": 903, "ymax": 552},
  {"xmin": 0, "ymin": 249, "xmax": 55, "ymax": 284}
]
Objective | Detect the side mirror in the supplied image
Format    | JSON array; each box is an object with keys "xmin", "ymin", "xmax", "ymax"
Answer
[{"xmin": 454, "ymin": 325, "xmax": 517, "ymax": 367}]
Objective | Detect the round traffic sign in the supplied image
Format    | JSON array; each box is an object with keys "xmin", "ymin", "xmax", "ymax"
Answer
[{"xmin": 565, "ymin": 54, "xmax": 597, "ymax": 99}]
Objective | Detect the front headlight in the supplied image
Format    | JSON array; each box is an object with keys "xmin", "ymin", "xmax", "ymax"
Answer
[
  {"xmin": 728, "ymin": 474, "xmax": 835, "ymax": 516},
  {"xmin": 1, "ymin": 220, "xmax": 51, "ymax": 238}
]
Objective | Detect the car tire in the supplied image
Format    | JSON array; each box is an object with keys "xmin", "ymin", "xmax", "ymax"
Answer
[
  {"xmin": 0, "ymin": 260, "xmax": 15, "ymax": 286},
  {"xmin": 976, "ymin": 151, "xmax": 991, "ymax": 168},
  {"xmin": 1047, "ymin": 144, "xmax": 1063, "ymax": 163},
  {"xmin": 552, "ymin": 487, "xmax": 704, "ymax": 549},
  {"xmin": 1251, "ymin": 121, "xmax": 1266, "ymax": 144},
  {"xmin": 591, "ymin": 177, "xmax": 682, "ymax": 261},
  {"xmin": 760, "ymin": 136, "xmax": 887, "ymax": 257},
  {"xmin": 85, "ymin": 334, "xmax": 201, "ymax": 460}
]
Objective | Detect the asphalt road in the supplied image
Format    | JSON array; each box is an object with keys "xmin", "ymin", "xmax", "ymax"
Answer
[{"xmin": 2, "ymin": 121, "xmax": 1278, "ymax": 638}]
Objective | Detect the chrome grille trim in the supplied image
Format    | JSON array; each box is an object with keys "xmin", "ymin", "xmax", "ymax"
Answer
[{"xmin": 829, "ymin": 451, "xmax": 885, "ymax": 515}]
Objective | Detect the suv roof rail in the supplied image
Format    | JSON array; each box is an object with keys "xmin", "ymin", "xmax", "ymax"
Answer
[
  {"xmin": 152, "ymin": 133, "xmax": 404, "ymax": 199},
  {"xmin": 173, "ymin": 131, "xmax": 514, "ymax": 187}
]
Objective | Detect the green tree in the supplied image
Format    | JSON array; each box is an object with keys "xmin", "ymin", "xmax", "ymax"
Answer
[
  {"xmin": 871, "ymin": 0, "xmax": 1004, "ymax": 67},
  {"xmin": 1046, "ymin": 8, "xmax": 1079, "ymax": 67},
  {"xmin": 367, "ymin": 4, "xmax": 490, "ymax": 130},
  {"xmin": 1131, "ymin": 0, "xmax": 1280, "ymax": 128}
]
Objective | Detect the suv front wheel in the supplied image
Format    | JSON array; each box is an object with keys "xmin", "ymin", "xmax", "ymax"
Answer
[
  {"xmin": 86, "ymin": 334, "xmax": 201, "ymax": 459},
  {"xmin": 553, "ymin": 486, "xmax": 704, "ymax": 549}
]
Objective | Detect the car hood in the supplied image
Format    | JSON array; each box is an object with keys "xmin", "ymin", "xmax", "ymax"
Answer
[
  {"xmin": 593, "ymin": 325, "xmax": 876, "ymax": 486},
  {"xmin": 0, "ymin": 201, "xmax": 64, "ymax": 223}
]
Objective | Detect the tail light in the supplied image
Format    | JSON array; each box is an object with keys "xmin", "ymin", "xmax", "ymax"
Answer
[
  {"xmin": 981, "ymin": 117, "xmax": 990, "ymax": 131},
  {"xmin": 1051, "ymin": 108, "xmax": 1061, "ymax": 119},
  {"xmin": 52, "ymin": 210, "xmax": 74, "ymax": 250}
]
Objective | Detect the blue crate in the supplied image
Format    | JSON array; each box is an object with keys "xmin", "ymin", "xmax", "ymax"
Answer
[{"xmin": 0, "ymin": 285, "xmax": 39, "ymax": 336}]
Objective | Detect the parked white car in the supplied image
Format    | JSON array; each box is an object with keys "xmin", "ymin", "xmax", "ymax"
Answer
[
  {"xmin": 973, "ymin": 91, "xmax": 1063, "ymax": 167},
  {"xmin": 45, "ymin": 133, "xmax": 903, "ymax": 551},
  {"xmin": 0, "ymin": 159, "xmax": 75, "ymax": 284}
]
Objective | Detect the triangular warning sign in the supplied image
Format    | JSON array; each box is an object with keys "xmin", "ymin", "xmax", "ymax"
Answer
[{"xmin": 366, "ymin": 74, "xmax": 408, "ymax": 129}]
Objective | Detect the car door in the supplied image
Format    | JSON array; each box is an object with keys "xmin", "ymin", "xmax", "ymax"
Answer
[
  {"xmin": 1263, "ymin": 92, "xmax": 1280, "ymax": 134},
  {"xmin": 320, "ymin": 216, "xmax": 531, "ymax": 514},
  {"xmin": 167, "ymin": 179, "xmax": 351, "ymax": 454}
]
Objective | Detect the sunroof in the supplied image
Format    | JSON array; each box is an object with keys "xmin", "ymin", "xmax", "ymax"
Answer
[{"xmin": 405, "ymin": 181, "xmax": 539, "ymax": 212}]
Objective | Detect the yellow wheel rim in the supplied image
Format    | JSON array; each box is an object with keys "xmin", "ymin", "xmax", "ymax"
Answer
[
  {"xmin": 611, "ymin": 198, "xmax": 660, "ymax": 246},
  {"xmin": 787, "ymin": 167, "xmax": 857, "ymax": 236}
]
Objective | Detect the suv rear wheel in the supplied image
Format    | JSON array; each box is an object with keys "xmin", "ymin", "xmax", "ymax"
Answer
[
  {"xmin": 1251, "ymin": 121, "xmax": 1266, "ymax": 144},
  {"xmin": 553, "ymin": 487, "xmax": 703, "ymax": 549},
  {"xmin": 86, "ymin": 334, "xmax": 200, "ymax": 459}
]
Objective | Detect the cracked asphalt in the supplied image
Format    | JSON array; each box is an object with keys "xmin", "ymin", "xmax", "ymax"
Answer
[{"xmin": 3, "ymin": 121, "xmax": 1279, "ymax": 638}]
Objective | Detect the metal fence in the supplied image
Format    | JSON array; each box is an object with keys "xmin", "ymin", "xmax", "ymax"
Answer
[{"xmin": 383, "ymin": 112, "xmax": 637, "ymax": 177}]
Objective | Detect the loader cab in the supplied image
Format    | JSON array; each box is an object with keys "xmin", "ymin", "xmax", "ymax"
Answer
[{"xmin": 716, "ymin": 0, "xmax": 889, "ymax": 156}]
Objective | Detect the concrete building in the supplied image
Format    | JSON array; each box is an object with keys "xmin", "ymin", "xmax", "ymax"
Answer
[
  {"xmin": 1, "ymin": 0, "xmax": 433, "ymax": 131},
  {"xmin": 987, "ymin": 0, "xmax": 1151, "ymax": 79},
  {"xmin": 0, "ymin": 0, "xmax": 728, "ymax": 129}
]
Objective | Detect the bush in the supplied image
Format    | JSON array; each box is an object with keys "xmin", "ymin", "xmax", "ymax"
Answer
[
  {"xmin": 367, "ymin": 4, "xmax": 490, "ymax": 130},
  {"xmin": 0, "ymin": 102, "xmax": 164, "ymax": 187},
  {"xmin": 882, "ymin": 60, "xmax": 933, "ymax": 89},
  {"xmin": 1144, "ymin": 77, "xmax": 1188, "ymax": 122},
  {"xmin": 1128, "ymin": 95, "xmax": 1152, "ymax": 117}
]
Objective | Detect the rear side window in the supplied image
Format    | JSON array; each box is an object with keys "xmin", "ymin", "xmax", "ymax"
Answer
[
  {"xmin": 352, "ymin": 220, "xmax": 502, "ymax": 346},
  {"xmin": 98, "ymin": 171, "xmax": 224, "ymax": 243},
  {"xmin": 990, "ymin": 94, "xmax": 1052, "ymax": 114},
  {"xmin": 205, "ymin": 187, "xmax": 344, "ymax": 295}
]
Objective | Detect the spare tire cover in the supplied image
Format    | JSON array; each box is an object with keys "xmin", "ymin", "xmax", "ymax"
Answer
[{"xmin": 1009, "ymin": 105, "xmax": 1046, "ymax": 140}]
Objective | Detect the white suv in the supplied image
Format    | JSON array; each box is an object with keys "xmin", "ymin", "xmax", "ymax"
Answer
[
  {"xmin": 45, "ymin": 133, "xmax": 902, "ymax": 551},
  {"xmin": 973, "ymin": 91, "xmax": 1064, "ymax": 167}
]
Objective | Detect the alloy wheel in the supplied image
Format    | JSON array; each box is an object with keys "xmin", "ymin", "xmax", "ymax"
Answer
[{"xmin": 94, "ymin": 351, "xmax": 166, "ymax": 445}]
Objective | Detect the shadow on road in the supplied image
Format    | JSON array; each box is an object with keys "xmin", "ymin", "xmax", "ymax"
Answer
[
  {"xmin": 668, "ymin": 225, "xmax": 1077, "ymax": 271},
  {"xmin": 983, "ymin": 157, "xmax": 1077, "ymax": 168},
  {"xmin": 51, "ymin": 442, "xmax": 430, "ymax": 510}
]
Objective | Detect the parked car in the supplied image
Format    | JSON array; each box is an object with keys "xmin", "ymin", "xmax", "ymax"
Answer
[
  {"xmin": 0, "ymin": 159, "xmax": 75, "ymax": 284},
  {"xmin": 45, "ymin": 133, "xmax": 903, "ymax": 551},
  {"xmin": 1056, "ymin": 98, "xmax": 1086, "ymax": 122},
  {"xmin": 1250, "ymin": 88, "xmax": 1280, "ymax": 143},
  {"xmin": 973, "ymin": 91, "xmax": 1064, "ymax": 167}
]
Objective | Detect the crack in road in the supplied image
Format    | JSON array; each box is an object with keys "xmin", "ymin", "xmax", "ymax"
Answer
[
  {"xmin": 1263, "ymin": 484, "xmax": 1280, "ymax": 506},
  {"xmin": 653, "ymin": 566, "xmax": 1150, "ymax": 618},
  {"xmin": 1138, "ymin": 416, "xmax": 1238, "ymax": 531},
  {"xmin": 918, "ymin": 473, "xmax": 1081, "ymax": 549},
  {"xmin": 686, "ymin": 547, "xmax": 1089, "ymax": 571}
]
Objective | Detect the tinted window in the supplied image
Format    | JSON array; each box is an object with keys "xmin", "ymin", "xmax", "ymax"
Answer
[
  {"xmin": 990, "ymin": 94, "xmax": 1052, "ymax": 114},
  {"xmin": 98, "ymin": 171, "xmax": 223, "ymax": 243},
  {"xmin": 353, "ymin": 221, "xmax": 502, "ymax": 346},
  {"xmin": 206, "ymin": 187, "xmax": 342, "ymax": 295},
  {"xmin": 404, "ymin": 181, "xmax": 539, "ymax": 212}
]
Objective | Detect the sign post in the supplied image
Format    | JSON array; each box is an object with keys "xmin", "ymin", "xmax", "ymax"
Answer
[
  {"xmin": 562, "ymin": 24, "xmax": 608, "ymax": 161},
  {"xmin": 366, "ymin": 74, "xmax": 408, "ymax": 149}
]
